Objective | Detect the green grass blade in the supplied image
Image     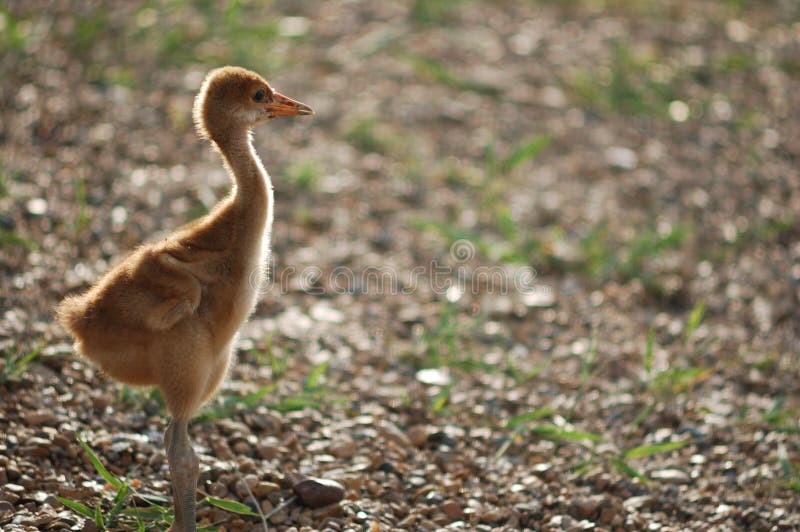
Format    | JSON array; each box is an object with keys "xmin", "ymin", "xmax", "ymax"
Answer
[
  {"xmin": 685, "ymin": 301, "xmax": 706, "ymax": 342},
  {"xmin": 7, "ymin": 339, "xmax": 45, "ymax": 378},
  {"xmin": 0, "ymin": 229, "xmax": 37, "ymax": 250},
  {"xmin": 94, "ymin": 503, "xmax": 105, "ymax": 529},
  {"xmin": 78, "ymin": 436, "xmax": 124, "ymax": 490},
  {"xmin": 631, "ymin": 399, "xmax": 655, "ymax": 427},
  {"xmin": 502, "ymin": 135, "xmax": 552, "ymax": 173},
  {"xmin": 402, "ymin": 52, "xmax": 501, "ymax": 97},
  {"xmin": 273, "ymin": 393, "xmax": 323, "ymax": 413},
  {"xmin": 432, "ymin": 385, "xmax": 451, "ymax": 414},
  {"xmin": 652, "ymin": 366, "xmax": 713, "ymax": 394},
  {"xmin": 507, "ymin": 407, "xmax": 555, "ymax": 429},
  {"xmin": 609, "ymin": 456, "xmax": 648, "ymax": 482},
  {"xmin": 785, "ymin": 481, "xmax": 800, "ymax": 493},
  {"xmin": 56, "ymin": 497, "xmax": 96, "ymax": 519},
  {"xmin": 624, "ymin": 439, "xmax": 688, "ymax": 460},
  {"xmin": 204, "ymin": 496, "xmax": 259, "ymax": 517},
  {"xmin": 530, "ymin": 423, "xmax": 603, "ymax": 443},
  {"xmin": 198, "ymin": 385, "xmax": 276, "ymax": 421},
  {"xmin": 240, "ymin": 385, "xmax": 277, "ymax": 408},
  {"xmin": 109, "ymin": 482, "xmax": 130, "ymax": 517},
  {"xmin": 304, "ymin": 360, "xmax": 329, "ymax": 390},
  {"xmin": 506, "ymin": 356, "xmax": 546, "ymax": 384},
  {"xmin": 120, "ymin": 506, "xmax": 168, "ymax": 520}
]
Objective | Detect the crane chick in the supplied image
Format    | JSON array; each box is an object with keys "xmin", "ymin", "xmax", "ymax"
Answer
[{"xmin": 57, "ymin": 66, "xmax": 313, "ymax": 532}]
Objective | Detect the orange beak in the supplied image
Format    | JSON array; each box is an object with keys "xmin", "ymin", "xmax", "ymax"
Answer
[{"xmin": 267, "ymin": 92, "xmax": 314, "ymax": 116}]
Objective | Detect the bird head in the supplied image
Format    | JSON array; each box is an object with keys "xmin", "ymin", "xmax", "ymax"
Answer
[{"xmin": 193, "ymin": 66, "xmax": 313, "ymax": 143}]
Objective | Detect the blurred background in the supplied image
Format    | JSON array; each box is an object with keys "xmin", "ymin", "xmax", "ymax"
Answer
[{"xmin": 1, "ymin": 0, "xmax": 799, "ymax": 529}]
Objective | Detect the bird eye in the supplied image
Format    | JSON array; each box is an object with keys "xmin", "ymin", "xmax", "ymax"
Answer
[{"xmin": 253, "ymin": 89, "xmax": 266, "ymax": 102}]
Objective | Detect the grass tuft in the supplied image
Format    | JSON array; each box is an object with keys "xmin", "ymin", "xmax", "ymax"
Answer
[
  {"xmin": 61, "ymin": 435, "xmax": 268, "ymax": 530},
  {"xmin": 286, "ymin": 161, "xmax": 321, "ymax": 192},
  {"xmin": 624, "ymin": 439, "xmax": 688, "ymax": 459},
  {"xmin": 400, "ymin": 52, "xmax": 501, "ymax": 97},
  {"xmin": 570, "ymin": 39, "xmax": 678, "ymax": 118},
  {"xmin": 1, "ymin": 340, "xmax": 44, "ymax": 382},
  {"xmin": 410, "ymin": 0, "xmax": 466, "ymax": 25}
]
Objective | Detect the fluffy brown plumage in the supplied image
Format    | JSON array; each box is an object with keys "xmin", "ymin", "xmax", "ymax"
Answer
[{"xmin": 56, "ymin": 66, "xmax": 312, "ymax": 532}]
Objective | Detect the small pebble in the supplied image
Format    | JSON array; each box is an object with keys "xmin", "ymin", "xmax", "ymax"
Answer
[
  {"xmin": 407, "ymin": 425, "xmax": 429, "ymax": 447},
  {"xmin": 441, "ymin": 500, "xmax": 465, "ymax": 521},
  {"xmin": 480, "ymin": 507, "xmax": 506, "ymax": 523},
  {"xmin": 379, "ymin": 419, "xmax": 412, "ymax": 448},
  {"xmin": 0, "ymin": 490, "xmax": 19, "ymax": 504},
  {"xmin": 252, "ymin": 481, "xmax": 280, "ymax": 497},
  {"xmin": 531, "ymin": 463, "xmax": 555, "ymax": 481},
  {"xmin": 23, "ymin": 411, "xmax": 58, "ymax": 426},
  {"xmin": 328, "ymin": 439, "xmax": 357, "ymax": 459},
  {"xmin": 650, "ymin": 469, "xmax": 691, "ymax": 485},
  {"xmin": 232, "ymin": 440, "xmax": 252, "ymax": 455},
  {"xmin": 623, "ymin": 495, "xmax": 653, "ymax": 511},
  {"xmin": 268, "ymin": 506, "xmax": 289, "ymax": 525},
  {"xmin": 572, "ymin": 495, "xmax": 604, "ymax": 519},
  {"xmin": 605, "ymin": 146, "xmax": 638, "ymax": 170},
  {"xmin": 426, "ymin": 431, "xmax": 457, "ymax": 448},
  {"xmin": 311, "ymin": 502, "xmax": 345, "ymax": 519},
  {"xmin": 293, "ymin": 477, "xmax": 346, "ymax": 508},
  {"xmin": 257, "ymin": 442, "xmax": 281, "ymax": 460},
  {"xmin": 208, "ymin": 481, "xmax": 228, "ymax": 498}
]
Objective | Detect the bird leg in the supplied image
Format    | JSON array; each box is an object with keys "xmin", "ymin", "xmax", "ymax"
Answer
[{"xmin": 165, "ymin": 418, "xmax": 199, "ymax": 532}]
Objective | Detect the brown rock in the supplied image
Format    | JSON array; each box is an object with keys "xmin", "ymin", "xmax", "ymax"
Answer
[
  {"xmin": 379, "ymin": 419, "xmax": 412, "ymax": 448},
  {"xmin": 257, "ymin": 442, "xmax": 281, "ymax": 460},
  {"xmin": 216, "ymin": 419, "xmax": 251, "ymax": 435},
  {"xmin": 338, "ymin": 475, "xmax": 363, "ymax": 491},
  {"xmin": 311, "ymin": 502, "xmax": 345, "ymax": 519},
  {"xmin": 0, "ymin": 490, "xmax": 19, "ymax": 504},
  {"xmin": 22, "ymin": 445, "xmax": 50, "ymax": 459},
  {"xmin": 532, "ymin": 463, "xmax": 556, "ymax": 481},
  {"xmin": 52, "ymin": 435, "xmax": 71, "ymax": 448},
  {"xmin": 293, "ymin": 477, "xmax": 346, "ymax": 508},
  {"xmin": 268, "ymin": 505, "xmax": 289, "ymax": 525},
  {"xmin": 234, "ymin": 475, "xmax": 259, "ymax": 498},
  {"xmin": 328, "ymin": 439, "xmax": 357, "ymax": 459},
  {"xmin": 27, "ymin": 508, "xmax": 58, "ymax": 527},
  {"xmin": 480, "ymin": 507, "xmax": 507, "ymax": 523},
  {"xmin": 598, "ymin": 505, "xmax": 618, "ymax": 525},
  {"xmin": 572, "ymin": 495, "xmax": 604, "ymax": 519},
  {"xmin": 208, "ymin": 481, "xmax": 228, "ymax": 498},
  {"xmin": 441, "ymin": 500, "xmax": 465, "ymax": 521},
  {"xmin": 210, "ymin": 437, "xmax": 234, "ymax": 461},
  {"xmin": 432, "ymin": 512, "xmax": 450, "ymax": 526},
  {"xmin": 623, "ymin": 495, "xmax": 653, "ymax": 511},
  {"xmin": 252, "ymin": 481, "xmax": 281, "ymax": 497},
  {"xmin": 24, "ymin": 411, "xmax": 58, "ymax": 426},
  {"xmin": 407, "ymin": 425, "xmax": 429, "ymax": 447},
  {"xmin": 232, "ymin": 439, "xmax": 252, "ymax": 455}
]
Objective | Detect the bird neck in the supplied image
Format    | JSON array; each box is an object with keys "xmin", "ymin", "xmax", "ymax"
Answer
[{"xmin": 214, "ymin": 129, "xmax": 273, "ymax": 219}]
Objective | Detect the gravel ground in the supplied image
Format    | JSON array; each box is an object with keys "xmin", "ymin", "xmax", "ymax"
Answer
[{"xmin": 1, "ymin": 1, "xmax": 799, "ymax": 530}]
